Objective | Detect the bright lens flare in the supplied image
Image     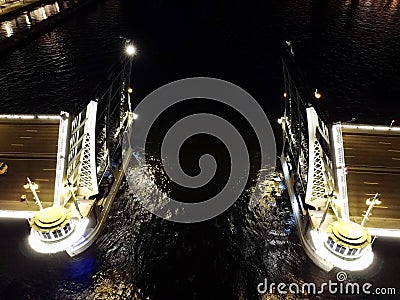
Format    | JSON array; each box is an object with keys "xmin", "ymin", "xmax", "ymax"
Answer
[{"xmin": 125, "ymin": 44, "xmax": 136, "ymax": 56}]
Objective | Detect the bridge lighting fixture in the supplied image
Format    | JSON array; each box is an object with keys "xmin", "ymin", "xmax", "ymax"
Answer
[
  {"xmin": 125, "ymin": 44, "xmax": 137, "ymax": 56},
  {"xmin": 132, "ymin": 113, "xmax": 139, "ymax": 120},
  {"xmin": 314, "ymin": 89, "xmax": 322, "ymax": 99},
  {"xmin": 127, "ymin": 87, "xmax": 133, "ymax": 94},
  {"xmin": 23, "ymin": 182, "xmax": 38, "ymax": 190},
  {"xmin": 283, "ymin": 92, "xmax": 287, "ymax": 98},
  {"xmin": 24, "ymin": 178, "xmax": 43, "ymax": 210}
]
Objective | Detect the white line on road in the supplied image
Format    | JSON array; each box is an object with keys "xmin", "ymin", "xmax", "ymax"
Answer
[
  {"xmin": 364, "ymin": 182, "xmax": 379, "ymax": 185},
  {"xmin": 379, "ymin": 141, "xmax": 392, "ymax": 145},
  {"xmin": 365, "ymin": 193, "xmax": 377, "ymax": 196},
  {"xmin": 352, "ymin": 170, "xmax": 400, "ymax": 176},
  {"xmin": 19, "ymin": 136, "xmax": 32, "ymax": 139},
  {"xmin": 345, "ymin": 155, "xmax": 356, "ymax": 158},
  {"xmin": 43, "ymin": 168, "xmax": 56, "ymax": 171},
  {"xmin": 11, "ymin": 143, "xmax": 23, "ymax": 147},
  {"xmin": 26, "ymin": 129, "xmax": 38, "ymax": 132},
  {"xmin": 344, "ymin": 147, "xmax": 353, "ymax": 150},
  {"xmin": 392, "ymin": 158, "xmax": 400, "ymax": 161},
  {"xmin": 388, "ymin": 150, "xmax": 400, "ymax": 153},
  {"xmin": 374, "ymin": 206, "xmax": 389, "ymax": 209},
  {"xmin": 35, "ymin": 179, "xmax": 50, "ymax": 182}
]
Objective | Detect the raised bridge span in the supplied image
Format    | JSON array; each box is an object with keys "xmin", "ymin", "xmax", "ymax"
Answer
[
  {"xmin": 0, "ymin": 55, "xmax": 134, "ymax": 255},
  {"xmin": 280, "ymin": 46, "xmax": 400, "ymax": 272}
]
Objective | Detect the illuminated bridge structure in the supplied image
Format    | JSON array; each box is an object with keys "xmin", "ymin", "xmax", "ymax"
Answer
[
  {"xmin": 279, "ymin": 48, "xmax": 400, "ymax": 272},
  {"xmin": 0, "ymin": 57, "xmax": 134, "ymax": 256}
]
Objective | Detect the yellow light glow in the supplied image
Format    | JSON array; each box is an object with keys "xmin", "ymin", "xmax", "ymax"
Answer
[
  {"xmin": 25, "ymin": 14, "xmax": 31, "ymax": 26},
  {"xmin": 28, "ymin": 218, "xmax": 89, "ymax": 254},
  {"xmin": 314, "ymin": 89, "xmax": 322, "ymax": 99},
  {"xmin": 4, "ymin": 22, "xmax": 13, "ymax": 38},
  {"xmin": 311, "ymin": 230, "xmax": 374, "ymax": 271}
]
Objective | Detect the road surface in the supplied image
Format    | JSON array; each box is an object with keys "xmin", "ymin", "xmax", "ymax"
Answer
[
  {"xmin": 342, "ymin": 128, "xmax": 400, "ymax": 228},
  {"xmin": 0, "ymin": 120, "xmax": 59, "ymax": 211}
]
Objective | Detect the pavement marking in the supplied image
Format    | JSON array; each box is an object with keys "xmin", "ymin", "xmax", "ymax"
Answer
[
  {"xmin": 365, "ymin": 193, "xmax": 377, "ymax": 196},
  {"xmin": 43, "ymin": 168, "xmax": 56, "ymax": 171},
  {"xmin": 392, "ymin": 158, "xmax": 400, "ymax": 161},
  {"xmin": 35, "ymin": 179, "xmax": 50, "ymax": 182},
  {"xmin": 11, "ymin": 143, "xmax": 23, "ymax": 147},
  {"xmin": 363, "ymin": 181, "xmax": 379, "ymax": 185},
  {"xmin": 374, "ymin": 206, "xmax": 389, "ymax": 209},
  {"xmin": 388, "ymin": 150, "xmax": 400, "ymax": 153},
  {"xmin": 26, "ymin": 129, "xmax": 38, "ymax": 132},
  {"xmin": 344, "ymin": 147, "xmax": 353, "ymax": 150},
  {"xmin": 345, "ymin": 155, "xmax": 356, "ymax": 158},
  {"xmin": 379, "ymin": 141, "xmax": 391, "ymax": 145},
  {"xmin": 19, "ymin": 136, "xmax": 32, "ymax": 139}
]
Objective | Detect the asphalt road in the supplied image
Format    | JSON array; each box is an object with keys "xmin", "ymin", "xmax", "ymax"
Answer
[
  {"xmin": 342, "ymin": 129, "xmax": 400, "ymax": 228},
  {"xmin": 0, "ymin": 121, "xmax": 59, "ymax": 210}
]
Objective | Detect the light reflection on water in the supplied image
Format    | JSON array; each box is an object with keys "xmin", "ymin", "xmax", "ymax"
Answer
[
  {"xmin": 85, "ymin": 154, "xmax": 303, "ymax": 299},
  {"xmin": 0, "ymin": 2, "xmax": 64, "ymax": 41}
]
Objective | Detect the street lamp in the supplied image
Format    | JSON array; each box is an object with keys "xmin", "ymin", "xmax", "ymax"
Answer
[
  {"xmin": 361, "ymin": 193, "xmax": 381, "ymax": 226},
  {"xmin": 23, "ymin": 177, "xmax": 43, "ymax": 210},
  {"xmin": 125, "ymin": 43, "xmax": 137, "ymax": 56},
  {"xmin": 314, "ymin": 89, "xmax": 322, "ymax": 99},
  {"xmin": 123, "ymin": 40, "xmax": 137, "ymax": 116}
]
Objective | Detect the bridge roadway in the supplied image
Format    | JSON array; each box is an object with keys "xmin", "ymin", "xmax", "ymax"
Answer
[
  {"xmin": 0, "ymin": 117, "xmax": 59, "ymax": 213},
  {"xmin": 342, "ymin": 125, "xmax": 400, "ymax": 229}
]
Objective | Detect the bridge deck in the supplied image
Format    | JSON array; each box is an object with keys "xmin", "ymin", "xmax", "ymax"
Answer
[
  {"xmin": 0, "ymin": 118, "xmax": 59, "ymax": 214},
  {"xmin": 342, "ymin": 125, "xmax": 400, "ymax": 229}
]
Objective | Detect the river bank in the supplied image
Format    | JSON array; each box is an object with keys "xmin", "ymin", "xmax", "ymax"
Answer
[
  {"xmin": 0, "ymin": 0, "xmax": 54, "ymax": 22},
  {"xmin": 0, "ymin": 0, "xmax": 97, "ymax": 53}
]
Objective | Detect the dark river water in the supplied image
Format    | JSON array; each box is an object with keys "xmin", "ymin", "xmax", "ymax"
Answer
[{"xmin": 0, "ymin": 0, "xmax": 400, "ymax": 299}]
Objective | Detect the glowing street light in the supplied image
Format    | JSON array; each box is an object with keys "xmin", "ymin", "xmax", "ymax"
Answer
[
  {"xmin": 127, "ymin": 87, "xmax": 133, "ymax": 94},
  {"xmin": 314, "ymin": 89, "xmax": 322, "ymax": 99},
  {"xmin": 125, "ymin": 44, "xmax": 137, "ymax": 56}
]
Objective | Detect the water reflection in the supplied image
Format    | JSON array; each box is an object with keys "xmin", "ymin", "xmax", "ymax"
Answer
[
  {"xmin": 24, "ymin": 14, "xmax": 31, "ymax": 27},
  {"xmin": 3, "ymin": 21, "xmax": 12, "ymax": 37},
  {"xmin": 0, "ymin": 2, "xmax": 68, "ymax": 40}
]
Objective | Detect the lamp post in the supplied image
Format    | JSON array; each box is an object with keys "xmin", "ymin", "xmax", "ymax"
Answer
[
  {"xmin": 124, "ymin": 40, "xmax": 137, "ymax": 121},
  {"xmin": 361, "ymin": 193, "xmax": 381, "ymax": 226},
  {"xmin": 124, "ymin": 40, "xmax": 136, "ymax": 90},
  {"xmin": 23, "ymin": 177, "xmax": 43, "ymax": 210}
]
